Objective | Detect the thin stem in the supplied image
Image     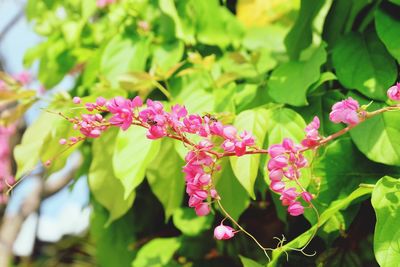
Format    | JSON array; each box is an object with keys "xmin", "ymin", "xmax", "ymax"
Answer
[
  {"xmin": 216, "ymin": 199, "xmax": 271, "ymax": 261},
  {"xmin": 153, "ymin": 81, "xmax": 172, "ymax": 100}
]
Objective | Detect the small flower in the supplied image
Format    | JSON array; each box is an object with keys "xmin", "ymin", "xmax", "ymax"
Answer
[
  {"xmin": 214, "ymin": 223, "xmax": 235, "ymax": 240},
  {"xmin": 288, "ymin": 201, "xmax": 304, "ymax": 216},
  {"xmin": 387, "ymin": 83, "xmax": 400, "ymax": 101},
  {"xmin": 59, "ymin": 138, "xmax": 67, "ymax": 145},
  {"xmin": 73, "ymin": 97, "xmax": 81, "ymax": 104},
  {"xmin": 329, "ymin": 97, "xmax": 360, "ymax": 125},
  {"xmin": 301, "ymin": 192, "xmax": 313, "ymax": 203},
  {"xmin": 195, "ymin": 203, "xmax": 210, "ymax": 216}
]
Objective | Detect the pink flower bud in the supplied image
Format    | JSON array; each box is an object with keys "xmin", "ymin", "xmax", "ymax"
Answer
[
  {"xmin": 269, "ymin": 169, "xmax": 283, "ymax": 181},
  {"xmin": 329, "ymin": 97, "xmax": 360, "ymax": 125},
  {"xmin": 59, "ymin": 138, "xmax": 67, "ymax": 145},
  {"xmin": 267, "ymin": 155, "xmax": 288, "ymax": 171},
  {"xmin": 222, "ymin": 126, "xmax": 237, "ymax": 140},
  {"xmin": 387, "ymin": 83, "xmax": 400, "ymax": 101},
  {"xmin": 195, "ymin": 203, "xmax": 210, "ymax": 216},
  {"xmin": 96, "ymin": 97, "xmax": 106, "ymax": 106},
  {"xmin": 270, "ymin": 181, "xmax": 285, "ymax": 192},
  {"xmin": 73, "ymin": 97, "xmax": 81, "ymax": 104},
  {"xmin": 44, "ymin": 160, "xmax": 52, "ymax": 167},
  {"xmin": 268, "ymin": 144, "xmax": 286, "ymax": 158},
  {"xmin": 288, "ymin": 201, "xmax": 304, "ymax": 216},
  {"xmin": 301, "ymin": 192, "xmax": 313, "ymax": 203},
  {"xmin": 214, "ymin": 223, "xmax": 235, "ymax": 240}
]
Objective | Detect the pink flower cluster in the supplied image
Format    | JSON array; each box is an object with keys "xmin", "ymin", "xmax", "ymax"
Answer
[
  {"xmin": 65, "ymin": 96, "xmax": 256, "ymax": 221},
  {"xmin": 0, "ymin": 125, "xmax": 16, "ymax": 205},
  {"xmin": 267, "ymin": 138, "xmax": 312, "ymax": 216},
  {"xmin": 387, "ymin": 83, "xmax": 400, "ymax": 101},
  {"xmin": 13, "ymin": 71, "xmax": 33, "ymax": 86},
  {"xmin": 329, "ymin": 97, "xmax": 360, "ymax": 125},
  {"xmin": 184, "ymin": 142, "xmax": 218, "ymax": 217}
]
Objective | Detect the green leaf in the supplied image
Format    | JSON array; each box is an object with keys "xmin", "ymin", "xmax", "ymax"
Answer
[
  {"xmin": 159, "ymin": 0, "xmax": 196, "ymax": 43},
  {"xmin": 268, "ymin": 44, "xmax": 327, "ymax": 106},
  {"xmin": 215, "ymin": 159, "xmax": 250, "ymax": 221},
  {"xmin": 350, "ymin": 102, "xmax": 400, "ymax": 166},
  {"xmin": 89, "ymin": 128, "xmax": 135, "ymax": 224},
  {"xmin": 284, "ymin": 0, "xmax": 325, "ymax": 60},
  {"xmin": 100, "ymin": 35, "xmax": 150, "ymax": 85},
  {"xmin": 332, "ymin": 31, "xmax": 397, "ymax": 100},
  {"xmin": 152, "ymin": 41, "xmax": 184, "ymax": 73},
  {"xmin": 268, "ymin": 186, "xmax": 374, "ymax": 266},
  {"xmin": 14, "ymin": 111, "xmax": 59, "ymax": 178},
  {"xmin": 239, "ymin": 255, "xmax": 264, "ymax": 267},
  {"xmin": 375, "ymin": 9, "xmax": 400, "ymax": 62},
  {"xmin": 172, "ymin": 207, "xmax": 213, "ymax": 236},
  {"xmin": 372, "ymin": 176, "xmax": 400, "ymax": 267},
  {"xmin": 132, "ymin": 237, "xmax": 181, "ymax": 267},
  {"xmin": 90, "ymin": 201, "xmax": 136, "ymax": 267},
  {"xmin": 230, "ymin": 108, "xmax": 269, "ymax": 198},
  {"xmin": 113, "ymin": 127, "xmax": 161, "ymax": 199},
  {"xmin": 389, "ymin": 0, "xmax": 400, "ymax": 5},
  {"xmin": 147, "ymin": 139, "xmax": 185, "ymax": 220},
  {"xmin": 313, "ymin": 138, "xmax": 395, "ymax": 208}
]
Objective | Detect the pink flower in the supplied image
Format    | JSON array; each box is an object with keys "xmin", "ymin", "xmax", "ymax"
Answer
[
  {"xmin": 288, "ymin": 201, "xmax": 304, "ymax": 216},
  {"xmin": 146, "ymin": 125, "xmax": 166, "ymax": 139},
  {"xmin": 268, "ymin": 144, "xmax": 286, "ymax": 158},
  {"xmin": 270, "ymin": 181, "xmax": 285, "ymax": 192},
  {"xmin": 214, "ymin": 223, "xmax": 235, "ymax": 240},
  {"xmin": 280, "ymin": 188, "xmax": 298, "ymax": 206},
  {"xmin": 267, "ymin": 155, "xmax": 288, "ymax": 171},
  {"xmin": 195, "ymin": 203, "xmax": 210, "ymax": 216},
  {"xmin": 222, "ymin": 126, "xmax": 237, "ymax": 140},
  {"xmin": 240, "ymin": 131, "xmax": 255, "ymax": 146},
  {"xmin": 269, "ymin": 169, "xmax": 283, "ymax": 181},
  {"xmin": 96, "ymin": 97, "xmax": 106, "ymax": 106},
  {"xmin": 301, "ymin": 192, "xmax": 313, "ymax": 203},
  {"xmin": 302, "ymin": 116, "xmax": 321, "ymax": 147},
  {"xmin": 59, "ymin": 138, "xmax": 67, "ymax": 145},
  {"xmin": 387, "ymin": 83, "xmax": 400, "ymax": 101},
  {"xmin": 329, "ymin": 97, "xmax": 360, "ymax": 125},
  {"xmin": 107, "ymin": 96, "xmax": 135, "ymax": 130},
  {"xmin": 73, "ymin": 97, "xmax": 81, "ymax": 104}
]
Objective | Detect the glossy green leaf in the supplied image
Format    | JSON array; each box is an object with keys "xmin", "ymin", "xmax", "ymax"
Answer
[
  {"xmin": 14, "ymin": 111, "xmax": 59, "ymax": 178},
  {"xmin": 89, "ymin": 128, "xmax": 135, "ymax": 224},
  {"xmin": 147, "ymin": 139, "xmax": 185, "ymax": 220},
  {"xmin": 113, "ymin": 127, "xmax": 161, "ymax": 199},
  {"xmin": 284, "ymin": 0, "xmax": 325, "ymax": 60},
  {"xmin": 239, "ymin": 255, "xmax": 264, "ymax": 267},
  {"xmin": 268, "ymin": 44, "xmax": 327, "ymax": 106},
  {"xmin": 230, "ymin": 108, "xmax": 269, "ymax": 198},
  {"xmin": 332, "ymin": 31, "xmax": 397, "ymax": 100},
  {"xmin": 268, "ymin": 186, "xmax": 374, "ymax": 266},
  {"xmin": 350, "ymin": 102, "xmax": 400, "ymax": 166},
  {"xmin": 375, "ymin": 9, "xmax": 400, "ymax": 62},
  {"xmin": 372, "ymin": 176, "xmax": 400, "ymax": 267},
  {"xmin": 100, "ymin": 35, "xmax": 150, "ymax": 85},
  {"xmin": 172, "ymin": 207, "xmax": 213, "ymax": 236},
  {"xmin": 215, "ymin": 159, "xmax": 250, "ymax": 221},
  {"xmin": 132, "ymin": 237, "xmax": 181, "ymax": 267},
  {"xmin": 90, "ymin": 201, "xmax": 136, "ymax": 267}
]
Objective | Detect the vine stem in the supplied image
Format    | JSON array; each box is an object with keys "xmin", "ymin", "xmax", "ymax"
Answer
[{"xmin": 216, "ymin": 199, "xmax": 272, "ymax": 261}]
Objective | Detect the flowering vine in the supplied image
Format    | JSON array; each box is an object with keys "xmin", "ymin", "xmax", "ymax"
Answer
[{"xmin": 38, "ymin": 83, "xmax": 400, "ymax": 261}]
